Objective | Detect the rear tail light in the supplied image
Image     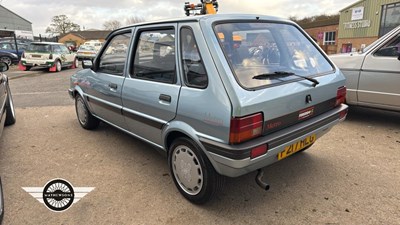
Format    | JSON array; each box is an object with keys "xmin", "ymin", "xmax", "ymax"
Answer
[
  {"xmin": 339, "ymin": 108, "xmax": 348, "ymax": 120},
  {"xmin": 49, "ymin": 54, "xmax": 53, "ymax": 60},
  {"xmin": 229, "ymin": 113, "xmax": 263, "ymax": 144},
  {"xmin": 22, "ymin": 52, "xmax": 25, "ymax": 58},
  {"xmin": 335, "ymin": 86, "xmax": 346, "ymax": 106}
]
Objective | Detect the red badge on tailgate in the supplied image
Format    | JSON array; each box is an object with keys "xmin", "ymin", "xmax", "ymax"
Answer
[{"xmin": 298, "ymin": 107, "xmax": 314, "ymax": 120}]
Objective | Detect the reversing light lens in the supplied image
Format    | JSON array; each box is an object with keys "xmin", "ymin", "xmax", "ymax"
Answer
[{"xmin": 230, "ymin": 113, "xmax": 263, "ymax": 144}]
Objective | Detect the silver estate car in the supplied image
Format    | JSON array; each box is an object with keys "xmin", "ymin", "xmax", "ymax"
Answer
[
  {"xmin": 69, "ymin": 14, "xmax": 348, "ymax": 204},
  {"xmin": 0, "ymin": 61, "xmax": 16, "ymax": 223},
  {"xmin": 330, "ymin": 25, "xmax": 400, "ymax": 112}
]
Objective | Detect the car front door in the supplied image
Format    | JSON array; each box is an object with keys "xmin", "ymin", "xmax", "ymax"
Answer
[
  {"xmin": 84, "ymin": 30, "xmax": 133, "ymax": 129},
  {"xmin": 122, "ymin": 25, "xmax": 181, "ymax": 146},
  {"xmin": 59, "ymin": 45, "xmax": 74, "ymax": 64},
  {"xmin": 358, "ymin": 34, "xmax": 400, "ymax": 109}
]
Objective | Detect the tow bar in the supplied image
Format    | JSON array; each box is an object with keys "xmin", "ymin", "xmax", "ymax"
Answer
[{"xmin": 256, "ymin": 169, "xmax": 270, "ymax": 190}]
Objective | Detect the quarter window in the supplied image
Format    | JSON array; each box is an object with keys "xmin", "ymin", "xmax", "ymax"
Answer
[
  {"xmin": 132, "ymin": 29, "xmax": 176, "ymax": 84},
  {"xmin": 98, "ymin": 32, "xmax": 132, "ymax": 76},
  {"xmin": 180, "ymin": 27, "xmax": 208, "ymax": 88}
]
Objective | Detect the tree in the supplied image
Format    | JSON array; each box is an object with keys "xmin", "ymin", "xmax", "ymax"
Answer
[
  {"xmin": 290, "ymin": 14, "xmax": 340, "ymax": 26},
  {"xmin": 103, "ymin": 20, "xmax": 122, "ymax": 31},
  {"xmin": 125, "ymin": 16, "xmax": 145, "ymax": 25},
  {"xmin": 46, "ymin": 15, "xmax": 80, "ymax": 35}
]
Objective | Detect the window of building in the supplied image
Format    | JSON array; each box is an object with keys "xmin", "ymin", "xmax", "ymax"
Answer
[
  {"xmin": 380, "ymin": 2, "xmax": 400, "ymax": 37},
  {"xmin": 323, "ymin": 31, "xmax": 336, "ymax": 45}
]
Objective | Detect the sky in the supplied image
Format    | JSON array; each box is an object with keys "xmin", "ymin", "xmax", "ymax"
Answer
[{"xmin": 0, "ymin": 0, "xmax": 355, "ymax": 36}]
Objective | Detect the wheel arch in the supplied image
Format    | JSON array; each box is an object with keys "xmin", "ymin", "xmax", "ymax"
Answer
[{"xmin": 163, "ymin": 122, "xmax": 223, "ymax": 174}]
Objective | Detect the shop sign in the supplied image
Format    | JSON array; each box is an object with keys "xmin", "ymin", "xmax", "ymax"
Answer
[
  {"xmin": 351, "ymin": 6, "xmax": 364, "ymax": 21},
  {"xmin": 344, "ymin": 20, "xmax": 371, "ymax": 29}
]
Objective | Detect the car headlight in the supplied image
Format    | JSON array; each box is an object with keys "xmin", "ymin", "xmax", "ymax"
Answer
[{"xmin": 11, "ymin": 53, "xmax": 18, "ymax": 58}]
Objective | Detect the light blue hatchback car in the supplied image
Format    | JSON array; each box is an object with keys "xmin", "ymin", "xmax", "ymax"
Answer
[{"xmin": 69, "ymin": 14, "xmax": 348, "ymax": 204}]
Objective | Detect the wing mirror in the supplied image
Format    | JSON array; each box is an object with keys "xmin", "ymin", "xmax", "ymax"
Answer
[
  {"xmin": 0, "ymin": 62, "xmax": 9, "ymax": 72},
  {"xmin": 82, "ymin": 60, "xmax": 93, "ymax": 69}
]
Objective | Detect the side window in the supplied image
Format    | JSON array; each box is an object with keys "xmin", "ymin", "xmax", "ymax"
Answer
[
  {"xmin": 374, "ymin": 35, "xmax": 400, "ymax": 57},
  {"xmin": 132, "ymin": 29, "xmax": 176, "ymax": 84},
  {"xmin": 52, "ymin": 45, "xmax": 62, "ymax": 53},
  {"xmin": 98, "ymin": 32, "xmax": 132, "ymax": 76},
  {"xmin": 60, "ymin": 45, "xmax": 70, "ymax": 53},
  {"xmin": 180, "ymin": 27, "xmax": 208, "ymax": 88}
]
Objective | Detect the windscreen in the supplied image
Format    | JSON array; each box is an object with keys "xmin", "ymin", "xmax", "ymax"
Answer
[{"xmin": 214, "ymin": 22, "xmax": 334, "ymax": 89}]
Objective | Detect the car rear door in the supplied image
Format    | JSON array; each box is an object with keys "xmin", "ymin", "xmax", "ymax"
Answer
[
  {"xmin": 122, "ymin": 24, "xmax": 181, "ymax": 146},
  {"xmin": 358, "ymin": 33, "xmax": 400, "ymax": 109},
  {"xmin": 84, "ymin": 29, "xmax": 133, "ymax": 129}
]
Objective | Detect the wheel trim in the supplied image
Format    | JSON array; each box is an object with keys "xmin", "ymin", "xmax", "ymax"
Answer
[
  {"xmin": 76, "ymin": 98, "xmax": 88, "ymax": 125},
  {"xmin": 56, "ymin": 61, "xmax": 61, "ymax": 71},
  {"xmin": 172, "ymin": 145, "xmax": 203, "ymax": 195},
  {"xmin": 1, "ymin": 57, "xmax": 11, "ymax": 66},
  {"xmin": 74, "ymin": 59, "xmax": 79, "ymax": 68}
]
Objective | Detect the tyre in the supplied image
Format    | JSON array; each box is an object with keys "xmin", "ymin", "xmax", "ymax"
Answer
[
  {"xmin": 5, "ymin": 84, "xmax": 16, "ymax": 126},
  {"xmin": 168, "ymin": 137, "xmax": 224, "ymax": 204},
  {"xmin": 25, "ymin": 66, "xmax": 32, "ymax": 71},
  {"xmin": 56, "ymin": 60, "xmax": 62, "ymax": 72},
  {"xmin": 75, "ymin": 95, "xmax": 99, "ymax": 130},
  {"xmin": 0, "ymin": 56, "xmax": 12, "ymax": 66},
  {"xmin": 71, "ymin": 58, "xmax": 79, "ymax": 69}
]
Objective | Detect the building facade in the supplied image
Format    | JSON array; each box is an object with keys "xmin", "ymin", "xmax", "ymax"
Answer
[
  {"xmin": 301, "ymin": 17, "xmax": 339, "ymax": 55},
  {"xmin": 0, "ymin": 4, "xmax": 33, "ymax": 39},
  {"xmin": 338, "ymin": 0, "xmax": 400, "ymax": 53},
  {"xmin": 58, "ymin": 30, "xmax": 111, "ymax": 48}
]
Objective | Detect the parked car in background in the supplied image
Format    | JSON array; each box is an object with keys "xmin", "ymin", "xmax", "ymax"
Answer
[
  {"xmin": 0, "ymin": 50, "xmax": 19, "ymax": 66},
  {"xmin": 0, "ymin": 61, "xmax": 17, "ymax": 224},
  {"xmin": 0, "ymin": 42, "xmax": 27, "ymax": 59},
  {"xmin": 19, "ymin": 42, "xmax": 78, "ymax": 72},
  {"xmin": 69, "ymin": 14, "xmax": 348, "ymax": 204},
  {"xmin": 330, "ymin": 25, "xmax": 400, "ymax": 112},
  {"xmin": 76, "ymin": 45, "xmax": 97, "ymax": 60},
  {"xmin": 114, "ymin": 44, "xmax": 127, "ymax": 53},
  {"xmin": 82, "ymin": 40, "xmax": 103, "ymax": 51}
]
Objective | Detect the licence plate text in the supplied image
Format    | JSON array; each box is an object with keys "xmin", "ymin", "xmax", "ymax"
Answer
[{"xmin": 277, "ymin": 134, "xmax": 316, "ymax": 160}]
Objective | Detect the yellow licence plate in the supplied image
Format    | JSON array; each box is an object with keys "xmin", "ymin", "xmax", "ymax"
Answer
[{"xmin": 277, "ymin": 134, "xmax": 316, "ymax": 160}]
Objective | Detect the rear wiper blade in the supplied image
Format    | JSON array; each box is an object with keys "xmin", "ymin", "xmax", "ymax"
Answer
[{"xmin": 253, "ymin": 71, "xmax": 319, "ymax": 87}]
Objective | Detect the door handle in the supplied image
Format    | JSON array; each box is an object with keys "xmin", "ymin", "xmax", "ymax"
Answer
[
  {"xmin": 159, "ymin": 94, "xmax": 171, "ymax": 103},
  {"xmin": 108, "ymin": 83, "xmax": 118, "ymax": 89}
]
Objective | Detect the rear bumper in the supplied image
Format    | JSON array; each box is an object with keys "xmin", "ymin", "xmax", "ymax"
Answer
[
  {"xmin": 201, "ymin": 104, "xmax": 348, "ymax": 177},
  {"xmin": 20, "ymin": 60, "xmax": 53, "ymax": 68}
]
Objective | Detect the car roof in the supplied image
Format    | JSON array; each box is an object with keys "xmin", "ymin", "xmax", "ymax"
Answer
[
  {"xmin": 30, "ymin": 42, "xmax": 63, "ymax": 45},
  {"xmin": 110, "ymin": 14, "xmax": 293, "ymax": 38}
]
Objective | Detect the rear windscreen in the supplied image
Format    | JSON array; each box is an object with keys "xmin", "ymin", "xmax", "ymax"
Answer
[
  {"xmin": 27, "ymin": 44, "xmax": 51, "ymax": 52},
  {"xmin": 214, "ymin": 22, "xmax": 334, "ymax": 89}
]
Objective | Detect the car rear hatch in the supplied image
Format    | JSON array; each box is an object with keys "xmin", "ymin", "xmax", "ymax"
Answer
[
  {"xmin": 212, "ymin": 20, "xmax": 347, "ymax": 144},
  {"xmin": 24, "ymin": 43, "xmax": 52, "ymax": 60}
]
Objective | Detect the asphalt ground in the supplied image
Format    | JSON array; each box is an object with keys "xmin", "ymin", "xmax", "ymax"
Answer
[{"xmin": 0, "ymin": 67, "xmax": 399, "ymax": 224}]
